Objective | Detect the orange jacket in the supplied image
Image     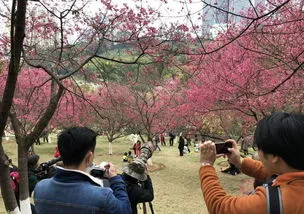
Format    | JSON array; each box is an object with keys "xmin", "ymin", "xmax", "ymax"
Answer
[{"xmin": 199, "ymin": 158, "xmax": 304, "ymax": 214}]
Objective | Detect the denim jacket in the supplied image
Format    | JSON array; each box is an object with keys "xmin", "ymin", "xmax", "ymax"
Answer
[{"xmin": 34, "ymin": 167, "xmax": 131, "ymax": 214}]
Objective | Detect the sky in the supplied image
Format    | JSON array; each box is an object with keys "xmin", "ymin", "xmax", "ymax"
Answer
[
  {"xmin": 0, "ymin": 0, "xmax": 271, "ymax": 43},
  {"xmin": 0, "ymin": 0, "xmax": 266, "ymax": 31},
  {"xmin": 88, "ymin": 0, "xmax": 206, "ymax": 26}
]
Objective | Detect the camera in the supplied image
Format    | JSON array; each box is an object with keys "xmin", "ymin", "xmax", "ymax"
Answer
[
  {"xmin": 215, "ymin": 142, "xmax": 232, "ymax": 154},
  {"xmin": 40, "ymin": 157, "xmax": 62, "ymax": 171},
  {"xmin": 35, "ymin": 157, "xmax": 62, "ymax": 180},
  {"xmin": 122, "ymin": 141, "xmax": 156, "ymax": 181},
  {"xmin": 90, "ymin": 167, "xmax": 109, "ymax": 179},
  {"xmin": 89, "ymin": 162, "xmax": 110, "ymax": 179}
]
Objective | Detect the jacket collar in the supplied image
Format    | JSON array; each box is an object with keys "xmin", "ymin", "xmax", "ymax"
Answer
[
  {"xmin": 273, "ymin": 171, "xmax": 304, "ymax": 185},
  {"xmin": 54, "ymin": 166, "xmax": 106, "ymax": 187}
]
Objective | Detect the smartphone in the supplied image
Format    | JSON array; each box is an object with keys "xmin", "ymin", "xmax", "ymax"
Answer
[{"xmin": 215, "ymin": 142, "xmax": 232, "ymax": 154}]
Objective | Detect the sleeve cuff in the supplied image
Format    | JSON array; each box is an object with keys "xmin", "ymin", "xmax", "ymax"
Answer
[{"xmin": 109, "ymin": 175, "xmax": 124, "ymax": 183}]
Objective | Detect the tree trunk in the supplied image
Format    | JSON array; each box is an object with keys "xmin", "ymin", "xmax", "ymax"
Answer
[
  {"xmin": 108, "ymin": 142, "xmax": 113, "ymax": 155},
  {"xmin": 0, "ymin": 0, "xmax": 28, "ymax": 211},
  {"xmin": 0, "ymin": 145, "xmax": 20, "ymax": 213},
  {"xmin": 17, "ymin": 144, "xmax": 31, "ymax": 213},
  {"xmin": 139, "ymin": 134, "xmax": 146, "ymax": 143},
  {"xmin": 30, "ymin": 145, "xmax": 35, "ymax": 153},
  {"xmin": 48, "ymin": 134, "xmax": 51, "ymax": 144},
  {"xmin": 3, "ymin": 83, "xmax": 64, "ymax": 214}
]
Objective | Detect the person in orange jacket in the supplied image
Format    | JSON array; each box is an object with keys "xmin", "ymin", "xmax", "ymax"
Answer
[{"xmin": 199, "ymin": 112, "xmax": 304, "ymax": 214}]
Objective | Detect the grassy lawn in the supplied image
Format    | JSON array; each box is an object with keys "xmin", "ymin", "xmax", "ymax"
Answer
[{"xmin": 1, "ymin": 136, "xmax": 254, "ymax": 214}]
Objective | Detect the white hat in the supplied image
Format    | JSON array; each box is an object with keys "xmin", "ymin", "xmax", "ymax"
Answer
[{"xmin": 121, "ymin": 160, "xmax": 147, "ymax": 181}]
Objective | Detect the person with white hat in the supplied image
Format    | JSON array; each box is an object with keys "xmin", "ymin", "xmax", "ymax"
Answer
[
  {"xmin": 121, "ymin": 141, "xmax": 156, "ymax": 214},
  {"xmin": 121, "ymin": 162, "xmax": 154, "ymax": 214}
]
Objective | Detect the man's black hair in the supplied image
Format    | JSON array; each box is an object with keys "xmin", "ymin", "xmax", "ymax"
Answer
[
  {"xmin": 254, "ymin": 112, "xmax": 304, "ymax": 170},
  {"xmin": 58, "ymin": 127, "xmax": 97, "ymax": 166}
]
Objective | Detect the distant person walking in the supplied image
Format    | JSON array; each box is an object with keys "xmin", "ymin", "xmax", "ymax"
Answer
[
  {"xmin": 178, "ymin": 136, "xmax": 185, "ymax": 156},
  {"xmin": 169, "ymin": 132, "xmax": 175, "ymax": 146},
  {"xmin": 160, "ymin": 133, "xmax": 166, "ymax": 146},
  {"xmin": 241, "ymin": 135, "xmax": 254, "ymax": 155},
  {"xmin": 154, "ymin": 135, "xmax": 161, "ymax": 151},
  {"xmin": 185, "ymin": 135, "xmax": 191, "ymax": 146}
]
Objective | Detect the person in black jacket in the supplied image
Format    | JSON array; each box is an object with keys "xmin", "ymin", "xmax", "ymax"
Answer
[
  {"xmin": 121, "ymin": 164, "xmax": 154, "ymax": 214},
  {"xmin": 169, "ymin": 132, "xmax": 175, "ymax": 146},
  {"xmin": 178, "ymin": 136, "xmax": 185, "ymax": 156},
  {"xmin": 27, "ymin": 153, "xmax": 40, "ymax": 196}
]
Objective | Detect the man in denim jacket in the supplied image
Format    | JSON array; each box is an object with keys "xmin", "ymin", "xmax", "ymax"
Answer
[{"xmin": 34, "ymin": 127, "xmax": 131, "ymax": 214}]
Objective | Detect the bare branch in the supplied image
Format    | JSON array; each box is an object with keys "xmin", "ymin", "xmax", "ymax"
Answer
[{"xmin": 256, "ymin": 62, "xmax": 304, "ymax": 96}]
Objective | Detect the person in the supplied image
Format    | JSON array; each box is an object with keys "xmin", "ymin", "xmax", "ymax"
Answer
[
  {"xmin": 129, "ymin": 134, "xmax": 139, "ymax": 146},
  {"xmin": 34, "ymin": 127, "xmax": 131, "ymax": 214},
  {"xmin": 132, "ymin": 142, "xmax": 137, "ymax": 156},
  {"xmin": 129, "ymin": 134, "xmax": 139, "ymax": 155},
  {"xmin": 241, "ymin": 135, "xmax": 254, "ymax": 155},
  {"xmin": 178, "ymin": 136, "xmax": 185, "ymax": 156},
  {"xmin": 127, "ymin": 151, "xmax": 133, "ymax": 163},
  {"xmin": 6, "ymin": 154, "xmax": 18, "ymax": 173},
  {"xmin": 194, "ymin": 134, "xmax": 200, "ymax": 153},
  {"xmin": 154, "ymin": 135, "xmax": 161, "ymax": 151},
  {"xmin": 194, "ymin": 143, "xmax": 199, "ymax": 152},
  {"xmin": 194, "ymin": 134, "xmax": 199, "ymax": 143},
  {"xmin": 220, "ymin": 161, "xmax": 241, "ymax": 175},
  {"xmin": 7, "ymin": 154, "xmax": 19, "ymax": 203},
  {"xmin": 169, "ymin": 132, "xmax": 175, "ymax": 146},
  {"xmin": 28, "ymin": 153, "xmax": 40, "ymax": 197},
  {"xmin": 133, "ymin": 140, "xmax": 141, "ymax": 157},
  {"xmin": 53, "ymin": 146, "xmax": 60, "ymax": 158},
  {"xmin": 9, "ymin": 153, "xmax": 40, "ymax": 213},
  {"xmin": 35, "ymin": 130, "xmax": 50, "ymax": 145},
  {"xmin": 123, "ymin": 152, "xmax": 129, "ymax": 162},
  {"xmin": 160, "ymin": 133, "xmax": 166, "ymax": 146},
  {"xmin": 185, "ymin": 137, "xmax": 191, "ymax": 153},
  {"xmin": 183, "ymin": 145, "xmax": 190, "ymax": 154},
  {"xmin": 185, "ymin": 135, "xmax": 191, "ymax": 146},
  {"xmin": 199, "ymin": 112, "xmax": 304, "ymax": 214},
  {"xmin": 121, "ymin": 163, "xmax": 154, "ymax": 214},
  {"xmin": 249, "ymin": 151, "xmax": 277, "ymax": 190}
]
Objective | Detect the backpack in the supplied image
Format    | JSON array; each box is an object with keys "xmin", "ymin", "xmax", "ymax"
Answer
[{"xmin": 10, "ymin": 171, "xmax": 20, "ymax": 193}]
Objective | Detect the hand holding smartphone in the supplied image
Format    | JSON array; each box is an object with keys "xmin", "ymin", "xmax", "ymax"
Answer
[{"xmin": 215, "ymin": 142, "xmax": 233, "ymax": 154}]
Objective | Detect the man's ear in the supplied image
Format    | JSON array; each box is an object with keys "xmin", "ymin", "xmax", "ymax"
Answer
[
  {"xmin": 85, "ymin": 151, "xmax": 94, "ymax": 166},
  {"xmin": 270, "ymin": 154, "xmax": 280, "ymax": 164}
]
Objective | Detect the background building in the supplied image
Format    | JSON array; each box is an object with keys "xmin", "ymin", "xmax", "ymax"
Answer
[{"xmin": 202, "ymin": 0, "xmax": 265, "ymax": 38}]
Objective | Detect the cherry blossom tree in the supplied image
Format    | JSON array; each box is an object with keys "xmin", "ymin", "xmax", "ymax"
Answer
[
  {"xmin": 0, "ymin": 0, "xmax": 181, "ymax": 212},
  {"xmin": 121, "ymin": 65, "xmax": 183, "ymax": 140},
  {"xmin": 182, "ymin": 0, "xmax": 303, "ymax": 134},
  {"xmin": 87, "ymin": 83, "xmax": 134, "ymax": 154},
  {"xmin": 0, "ymin": 0, "xmax": 302, "ymax": 213}
]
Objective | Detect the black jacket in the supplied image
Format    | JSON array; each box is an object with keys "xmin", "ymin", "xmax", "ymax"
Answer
[
  {"xmin": 123, "ymin": 175, "xmax": 154, "ymax": 214},
  {"xmin": 178, "ymin": 137, "xmax": 185, "ymax": 150}
]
